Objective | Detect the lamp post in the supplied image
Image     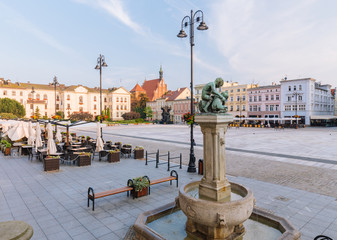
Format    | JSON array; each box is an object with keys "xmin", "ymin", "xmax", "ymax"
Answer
[
  {"xmin": 95, "ymin": 54, "xmax": 108, "ymax": 138},
  {"xmin": 52, "ymin": 76, "xmax": 59, "ymax": 116},
  {"xmin": 239, "ymin": 96, "xmax": 242, "ymax": 126},
  {"xmin": 293, "ymin": 92, "xmax": 300, "ymax": 126},
  {"xmin": 177, "ymin": 10, "xmax": 208, "ymax": 172},
  {"xmin": 31, "ymin": 87, "xmax": 35, "ymax": 118}
]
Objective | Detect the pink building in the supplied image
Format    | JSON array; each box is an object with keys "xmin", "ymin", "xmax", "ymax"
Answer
[{"xmin": 247, "ymin": 84, "xmax": 281, "ymax": 124}]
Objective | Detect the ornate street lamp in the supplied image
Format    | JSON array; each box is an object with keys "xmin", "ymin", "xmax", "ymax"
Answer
[
  {"xmin": 52, "ymin": 76, "xmax": 59, "ymax": 116},
  {"xmin": 95, "ymin": 54, "xmax": 108, "ymax": 138},
  {"xmin": 177, "ymin": 10, "xmax": 208, "ymax": 172}
]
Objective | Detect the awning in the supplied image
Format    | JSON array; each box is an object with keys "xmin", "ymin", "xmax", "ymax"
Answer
[{"xmin": 310, "ymin": 115, "xmax": 337, "ymax": 120}]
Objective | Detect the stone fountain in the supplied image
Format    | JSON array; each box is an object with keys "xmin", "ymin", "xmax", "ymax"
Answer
[{"xmin": 131, "ymin": 78, "xmax": 300, "ymax": 240}]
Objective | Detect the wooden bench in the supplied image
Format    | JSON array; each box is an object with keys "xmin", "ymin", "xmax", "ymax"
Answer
[
  {"xmin": 88, "ymin": 179, "xmax": 134, "ymax": 211},
  {"xmin": 148, "ymin": 170, "xmax": 178, "ymax": 195}
]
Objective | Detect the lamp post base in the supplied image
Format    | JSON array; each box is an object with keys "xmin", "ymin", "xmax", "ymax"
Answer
[{"xmin": 187, "ymin": 154, "xmax": 196, "ymax": 172}]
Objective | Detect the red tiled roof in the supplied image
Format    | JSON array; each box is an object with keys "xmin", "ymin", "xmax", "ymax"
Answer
[
  {"xmin": 164, "ymin": 88, "xmax": 188, "ymax": 101},
  {"xmin": 331, "ymin": 89, "xmax": 335, "ymax": 97},
  {"xmin": 130, "ymin": 83, "xmax": 145, "ymax": 92},
  {"xmin": 142, "ymin": 79, "xmax": 160, "ymax": 101}
]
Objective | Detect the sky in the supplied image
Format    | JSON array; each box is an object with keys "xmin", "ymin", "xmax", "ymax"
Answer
[{"xmin": 1, "ymin": 0, "xmax": 337, "ymax": 92}]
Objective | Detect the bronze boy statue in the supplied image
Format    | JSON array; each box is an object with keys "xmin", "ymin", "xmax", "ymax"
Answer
[{"xmin": 199, "ymin": 77, "xmax": 228, "ymax": 113}]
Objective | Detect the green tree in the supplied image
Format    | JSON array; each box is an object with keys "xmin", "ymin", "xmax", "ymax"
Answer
[
  {"xmin": 135, "ymin": 93, "xmax": 149, "ymax": 119},
  {"xmin": 56, "ymin": 111, "xmax": 64, "ymax": 119},
  {"xmin": 0, "ymin": 98, "xmax": 25, "ymax": 117},
  {"xmin": 106, "ymin": 107, "xmax": 111, "ymax": 121},
  {"xmin": 35, "ymin": 106, "xmax": 41, "ymax": 119},
  {"xmin": 144, "ymin": 106, "xmax": 153, "ymax": 119}
]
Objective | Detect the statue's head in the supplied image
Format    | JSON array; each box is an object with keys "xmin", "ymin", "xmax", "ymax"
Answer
[{"xmin": 215, "ymin": 77, "xmax": 224, "ymax": 88}]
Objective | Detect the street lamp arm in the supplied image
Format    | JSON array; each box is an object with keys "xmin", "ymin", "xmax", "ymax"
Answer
[
  {"xmin": 193, "ymin": 10, "xmax": 204, "ymax": 21},
  {"xmin": 180, "ymin": 15, "xmax": 191, "ymax": 29}
]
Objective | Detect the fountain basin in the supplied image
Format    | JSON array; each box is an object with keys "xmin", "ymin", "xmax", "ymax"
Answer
[{"xmin": 179, "ymin": 181, "xmax": 254, "ymax": 228}]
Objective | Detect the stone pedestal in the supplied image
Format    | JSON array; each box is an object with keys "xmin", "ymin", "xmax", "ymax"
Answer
[
  {"xmin": 195, "ymin": 114, "xmax": 233, "ymax": 202},
  {"xmin": 0, "ymin": 221, "xmax": 33, "ymax": 240}
]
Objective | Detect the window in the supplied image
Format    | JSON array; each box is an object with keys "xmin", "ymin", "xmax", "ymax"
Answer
[
  {"xmin": 43, "ymin": 94, "xmax": 47, "ymax": 100},
  {"xmin": 275, "ymin": 105, "xmax": 279, "ymax": 111},
  {"xmin": 249, "ymin": 96, "xmax": 252, "ymax": 102},
  {"xmin": 299, "ymin": 96, "xmax": 302, "ymax": 101},
  {"xmin": 79, "ymin": 96, "xmax": 83, "ymax": 104},
  {"xmin": 20, "ymin": 99, "xmax": 23, "ymax": 104},
  {"xmin": 242, "ymin": 96, "xmax": 246, "ymax": 101},
  {"xmin": 56, "ymin": 104, "xmax": 60, "ymax": 110},
  {"xmin": 265, "ymin": 105, "xmax": 269, "ymax": 111},
  {"xmin": 56, "ymin": 95, "xmax": 60, "ymax": 101},
  {"xmin": 257, "ymin": 106, "xmax": 261, "ymax": 111},
  {"xmin": 3, "ymin": 90, "xmax": 7, "ymax": 96},
  {"xmin": 299, "ymin": 105, "xmax": 305, "ymax": 110},
  {"xmin": 253, "ymin": 105, "xmax": 257, "ymax": 111},
  {"xmin": 94, "ymin": 104, "xmax": 97, "ymax": 110},
  {"xmin": 94, "ymin": 96, "xmax": 97, "ymax": 101},
  {"xmin": 242, "ymin": 105, "xmax": 246, "ymax": 111},
  {"xmin": 237, "ymin": 89, "xmax": 240, "ymax": 92},
  {"xmin": 237, "ymin": 96, "xmax": 240, "ymax": 101},
  {"xmin": 117, "ymin": 105, "xmax": 119, "ymax": 110},
  {"xmin": 30, "ymin": 104, "xmax": 33, "ymax": 109},
  {"xmin": 79, "ymin": 107, "xmax": 83, "ymax": 112},
  {"xmin": 36, "ymin": 94, "xmax": 40, "ymax": 100},
  {"xmin": 67, "ymin": 95, "xmax": 70, "ymax": 100},
  {"xmin": 288, "ymin": 86, "xmax": 291, "ymax": 91},
  {"xmin": 253, "ymin": 96, "xmax": 257, "ymax": 102},
  {"xmin": 271, "ymin": 95, "xmax": 274, "ymax": 100},
  {"xmin": 28, "ymin": 93, "xmax": 32, "ymax": 99},
  {"xmin": 276, "ymin": 95, "xmax": 279, "ymax": 100},
  {"xmin": 121, "ymin": 98, "xmax": 123, "ymax": 102},
  {"xmin": 258, "ymin": 96, "xmax": 262, "ymax": 101},
  {"xmin": 265, "ymin": 95, "xmax": 269, "ymax": 101},
  {"xmin": 230, "ymin": 97, "xmax": 233, "ymax": 102},
  {"xmin": 20, "ymin": 91, "xmax": 23, "ymax": 96},
  {"xmin": 270, "ymin": 105, "xmax": 274, "ymax": 111},
  {"xmin": 294, "ymin": 85, "xmax": 297, "ymax": 91},
  {"xmin": 117, "ymin": 112, "xmax": 119, "ymax": 117},
  {"xmin": 249, "ymin": 105, "xmax": 252, "ymax": 111},
  {"xmin": 45, "ymin": 104, "xmax": 47, "ymax": 109},
  {"xmin": 299, "ymin": 85, "xmax": 302, "ymax": 91},
  {"xmin": 292, "ymin": 105, "xmax": 297, "ymax": 111},
  {"xmin": 288, "ymin": 96, "xmax": 291, "ymax": 102},
  {"xmin": 285, "ymin": 105, "xmax": 291, "ymax": 111},
  {"xmin": 230, "ymin": 89, "xmax": 233, "ymax": 93},
  {"xmin": 230, "ymin": 106, "xmax": 233, "ymax": 111},
  {"xmin": 12, "ymin": 91, "xmax": 16, "ymax": 96},
  {"xmin": 67, "ymin": 104, "xmax": 70, "ymax": 109},
  {"xmin": 104, "ymin": 97, "xmax": 107, "ymax": 103},
  {"xmin": 243, "ymin": 88, "xmax": 246, "ymax": 92},
  {"xmin": 117, "ymin": 97, "xmax": 119, "ymax": 102},
  {"xmin": 124, "ymin": 97, "xmax": 127, "ymax": 102},
  {"xmin": 236, "ymin": 105, "xmax": 240, "ymax": 111}
]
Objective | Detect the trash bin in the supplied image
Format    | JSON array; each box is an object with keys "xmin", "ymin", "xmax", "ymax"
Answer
[{"xmin": 198, "ymin": 159, "xmax": 203, "ymax": 175}]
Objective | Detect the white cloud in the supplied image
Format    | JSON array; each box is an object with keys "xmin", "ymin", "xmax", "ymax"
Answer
[{"xmin": 209, "ymin": 0, "xmax": 337, "ymax": 85}]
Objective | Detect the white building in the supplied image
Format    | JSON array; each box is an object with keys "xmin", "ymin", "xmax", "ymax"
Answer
[
  {"xmin": 280, "ymin": 78, "xmax": 334, "ymax": 125},
  {"xmin": 0, "ymin": 78, "xmax": 131, "ymax": 120}
]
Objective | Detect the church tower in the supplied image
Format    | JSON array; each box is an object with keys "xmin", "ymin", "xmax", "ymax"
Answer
[{"xmin": 159, "ymin": 65, "xmax": 163, "ymax": 81}]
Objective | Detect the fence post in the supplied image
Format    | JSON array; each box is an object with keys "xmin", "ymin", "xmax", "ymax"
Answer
[
  {"xmin": 167, "ymin": 151, "xmax": 170, "ymax": 171},
  {"xmin": 145, "ymin": 151, "xmax": 148, "ymax": 165},
  {"xmin": 180, "ymin": 153, "xmax": 182, "ymax": 169},
  {"xmin": 156, "ymin": 149, "xmax": 159, "ymax": 168}
]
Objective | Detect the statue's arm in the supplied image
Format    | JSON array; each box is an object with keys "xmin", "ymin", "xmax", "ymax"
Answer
[{"xmin": 211, "ymin": 85, "xmax": 226, "ymax": 100}]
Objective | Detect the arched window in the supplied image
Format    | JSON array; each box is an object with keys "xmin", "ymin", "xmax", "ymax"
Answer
[
  {"xmin": 79, "ymin": 96, "xmax": 83, "ymax": 104},
  {"xmin": 36, "ymin": 94, "xmax": 40, "ymax": 100},
  {"xmin": 67, "ymin": 95, "xmax": 70, "ymax": 100},
  {"xmin": 43, "ymin": 94, "xmax": 47, "ymax": 100}
]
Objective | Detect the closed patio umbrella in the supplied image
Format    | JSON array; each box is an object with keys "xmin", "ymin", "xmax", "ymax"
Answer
[
  {"xmin": 27, "ymin": 121, "xmax": 36, "ymax": 146},
  {"xmin": 55, "ymin": 127, "xmax": 62, "ymax": 143},
  {"xmin": 95, "ymin": 122, "xmax": 103, "ymax": 152},
  {"xmin": 47, "ymin": 123, "xmax": 57, "ymax": 154},
  {"xmin": 35, "ymin": 123, "xmax": 43, "ymax": 150}
]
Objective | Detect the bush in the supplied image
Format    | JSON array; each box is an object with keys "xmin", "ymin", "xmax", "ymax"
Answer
[
  {"xmin": 69, "ymin": 112, "xmax": 93, "ymax": 121},
  {"xmin": 122, "ymin": 112, "xmax": 140, "ymax": 120},
  {"xmin": 0, "ymin": 112, "xmax": 18, "ymax": 119},
  {"xmin": 0, "ymin": 98, "xmax": 25, "ymax": 117}
]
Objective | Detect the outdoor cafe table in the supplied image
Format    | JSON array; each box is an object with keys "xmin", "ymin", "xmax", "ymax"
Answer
[
  {"xmin": 12, "ymin": 142, "xmax": 24, "ymax": 155},
  {"xmin": 21, "ymin": 145, "xmax": 33, "ymax": 156}
]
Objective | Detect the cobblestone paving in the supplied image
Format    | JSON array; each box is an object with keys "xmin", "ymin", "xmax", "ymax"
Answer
[{"xmin": 0, "ymin": 124, "xmax": 336, "ymax": 240}]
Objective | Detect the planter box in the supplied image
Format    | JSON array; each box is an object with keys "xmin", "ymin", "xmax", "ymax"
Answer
[
  {"xmin": 4, "ymin": 147, "xmax": 11, "ymax": 156},
  {"xmin": 44, "ymin": 157, "xmax": 60, "ymax": 171},
  {"xmin": 108, "ymin": 152, "xmax": 120, "ymax": 163},
  {"xmin": 134, "ymin": 149, "xmax": 144, "ymax": 159},
  {"xmin": 132, "ymin": 187, "xmax": 148, "ymax": 198},
  {"xmin": 77, "ymin": 155, "xmax": 91, "ymax": 166}
]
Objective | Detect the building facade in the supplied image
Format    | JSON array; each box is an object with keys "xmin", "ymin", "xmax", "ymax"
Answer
[
  {"xmin": 0, "ymin": 78, "xmax": 131, "ymax": 120},
  {"xmin": 247, "ymin": 84, "xmax": 281, "ymax": 122},
  {"xmin": 146, "ymin": 87, "xmax": 193, "ymax": 123},
  {"xmin": 280, "ymin": 78, "xmax": 334, "ymax": 125}
]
